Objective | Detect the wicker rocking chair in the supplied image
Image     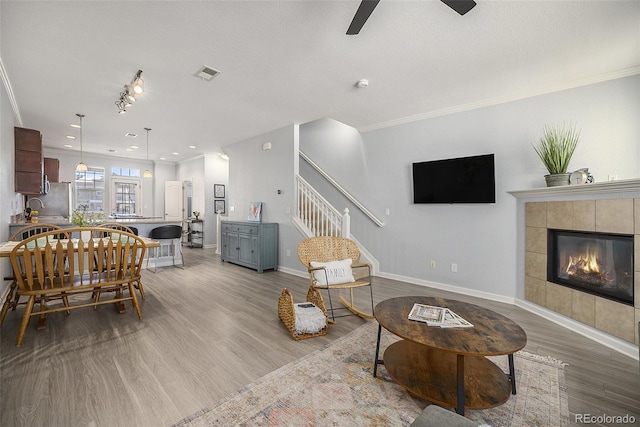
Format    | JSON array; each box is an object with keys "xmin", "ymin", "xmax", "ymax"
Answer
[{"xmin": 297, "ymin": 236, "xmax": 374, "ymax": 323}]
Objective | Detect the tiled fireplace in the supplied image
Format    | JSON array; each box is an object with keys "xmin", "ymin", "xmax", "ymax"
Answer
[{"xmin": 525, "ymin": 198, "xmax": 639, "ymax": 344}]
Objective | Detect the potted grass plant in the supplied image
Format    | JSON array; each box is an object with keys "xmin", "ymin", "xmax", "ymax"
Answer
[{"xmin": 533, "ymin": 122, "xmax": 580, "ymax": 187}]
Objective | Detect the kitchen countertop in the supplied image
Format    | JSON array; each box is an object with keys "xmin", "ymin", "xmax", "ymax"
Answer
[{"xmin": 10, "ymin": 217, "xmax": 182, "ymax": 227}]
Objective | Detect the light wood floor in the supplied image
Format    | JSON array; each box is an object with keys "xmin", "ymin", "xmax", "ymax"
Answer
[{"xmin": 1, "ymin": 248, "xmax": 638, "ymax": 426}]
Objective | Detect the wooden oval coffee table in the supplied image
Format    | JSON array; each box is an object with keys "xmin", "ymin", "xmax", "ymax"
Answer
[{"xmin": 373, "ymin": 296, "xmax": 527, "ymax": 415}]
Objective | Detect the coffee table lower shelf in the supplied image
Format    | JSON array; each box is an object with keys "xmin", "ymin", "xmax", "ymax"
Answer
[{"xmin": 384, "ymin": 340, "xmax": 512, "ymax": 412}]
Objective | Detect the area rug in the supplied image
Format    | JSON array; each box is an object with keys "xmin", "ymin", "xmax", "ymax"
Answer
[{"xmin": 173, "ymin": 322, "xmax": 569, "ymax": 427}]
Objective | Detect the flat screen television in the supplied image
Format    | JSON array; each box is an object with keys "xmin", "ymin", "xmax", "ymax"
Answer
[{"xmin": 412, "ymin": 154, "xmax": 495, "ymax": 204}]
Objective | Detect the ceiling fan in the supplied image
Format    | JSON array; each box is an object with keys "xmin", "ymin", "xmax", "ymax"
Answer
[{"xmin": 346, "ymin": 0, "xmax": 477, "ymax": 35}]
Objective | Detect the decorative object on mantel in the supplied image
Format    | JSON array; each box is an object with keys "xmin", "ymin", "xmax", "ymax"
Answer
[
  {"xmin": 532, "ymin": 122, "xmax": 580, "ymax": 187},
  {"xmin": 569, "ymin": 167, "xmax": 594, "ymax": 185}
]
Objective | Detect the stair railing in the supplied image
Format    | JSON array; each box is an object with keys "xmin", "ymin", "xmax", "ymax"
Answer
[
  {"xmin": 300, "ymin": 150, "xmax": 384, "ymax": 227},
  {"xmin": 297, "ymin": 175, "xmax": 349, "ymax": 237}
]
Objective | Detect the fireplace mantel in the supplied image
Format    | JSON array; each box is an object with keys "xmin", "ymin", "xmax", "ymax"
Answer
[{"xmin": 509, "ymin": 178, "xmax": 640, "ymax": 199}]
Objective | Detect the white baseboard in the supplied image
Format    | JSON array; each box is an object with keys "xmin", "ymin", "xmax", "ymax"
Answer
[
  {"xmin": 515, "ymin": 299, "xmax": 639, "ymax": 361},
  {"xmin": 280, "ymin": 266, "xmax": 639, "ymax": 360}
]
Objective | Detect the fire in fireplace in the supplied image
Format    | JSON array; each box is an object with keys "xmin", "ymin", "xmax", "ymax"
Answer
[{"xmin": 548, "ymin": 229, "xmax": 634, "ymax": 305}]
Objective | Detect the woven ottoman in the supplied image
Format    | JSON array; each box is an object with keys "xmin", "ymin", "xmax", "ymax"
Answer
[{"xmin": 278, "ymin": 287, "xmax": 328, "ymax": 340}]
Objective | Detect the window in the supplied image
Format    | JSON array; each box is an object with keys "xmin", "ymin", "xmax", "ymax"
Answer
[
  {"xmin": 112, "ymin": 167, "xmax": 140, "ymax": 178},
  {"xmin": 75, "ymin": 167, "xmax": 105, "ymax": 212},
  {"xmin": 111, "ymin": 178, "xmax": 141, "ymax": 216}
]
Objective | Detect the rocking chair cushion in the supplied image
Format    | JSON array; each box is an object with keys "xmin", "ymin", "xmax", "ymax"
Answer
[{"xmin": 310, "ymin": 258, "xmax": 355, "ymax": 286}]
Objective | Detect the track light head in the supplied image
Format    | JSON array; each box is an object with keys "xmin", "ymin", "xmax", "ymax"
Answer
[
  {"xmin": 124, "ymin": 85, "xmax": 136, "ymax": 103},
  {"xmin": 132, "ymin": 70, "xmax": 144, "ymax": 94}
]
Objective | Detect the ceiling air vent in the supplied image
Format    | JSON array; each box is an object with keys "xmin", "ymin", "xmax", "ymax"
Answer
[{"xmin": 194, "ymin": 66, "xmax": 221, "ymax": 81}]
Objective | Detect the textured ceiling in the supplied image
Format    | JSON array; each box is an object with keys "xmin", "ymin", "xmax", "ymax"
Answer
[{"xmin": 1, "ymin": 1, "xmax": 639, "ymax": 163}]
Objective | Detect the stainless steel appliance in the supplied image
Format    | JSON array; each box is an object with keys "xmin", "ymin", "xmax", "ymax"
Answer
[{"xmin": 26, "ymin": 182, "xmax": 72, "ymax": 218}]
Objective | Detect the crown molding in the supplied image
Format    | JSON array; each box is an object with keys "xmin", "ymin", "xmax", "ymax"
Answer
[
  {"xmin": 0, "ymin": 56, "xmax": 23, "ymax": 126},
  {"xmin": 358, "ymin": 67, "xmax": 640, "ymax": 134}
]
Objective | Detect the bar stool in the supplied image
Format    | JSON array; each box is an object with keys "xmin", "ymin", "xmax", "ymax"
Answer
[{"xmin": 147, "ymin": 225, "xmax": 184, "ymax": 272}]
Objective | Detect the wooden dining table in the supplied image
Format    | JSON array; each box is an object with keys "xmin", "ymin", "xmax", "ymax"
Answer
[
  {"xmin": 0, "ymin": 236, "xmax": 160, "ymax": 257},
  {"xmin": 0, "ymin": 236, "xmax": 160, "ymax": 329}
]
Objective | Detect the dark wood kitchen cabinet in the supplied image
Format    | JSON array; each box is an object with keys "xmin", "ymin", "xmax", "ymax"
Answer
[
  {"xmin": 44, "ymin": 157, "xmax": 60, "ymax": 182},
  {"xmin": 15, "ymin": 127, "xmax": 44, "ymax": 194}
]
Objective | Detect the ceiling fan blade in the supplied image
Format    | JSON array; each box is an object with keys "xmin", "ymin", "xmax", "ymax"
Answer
[
  {"xmin": 441, "ymin": 0, "xmax": 476, "ymax": 16},
  {"xmin": 346, "ymin": 0, "xmax": 381, "ymax": 35}
]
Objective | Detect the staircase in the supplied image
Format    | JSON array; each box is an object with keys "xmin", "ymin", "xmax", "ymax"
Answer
[{"xmin": 296, "ymin": 175, "xmax": 349, "ymax": 237}]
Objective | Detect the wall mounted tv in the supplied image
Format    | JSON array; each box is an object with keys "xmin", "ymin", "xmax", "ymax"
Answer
[{"xmin": 412, "ymin": 154, "xmax": 495, "ymax": 204}]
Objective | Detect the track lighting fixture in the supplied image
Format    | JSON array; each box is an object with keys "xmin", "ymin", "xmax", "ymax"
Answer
[
  {"xmin": 115, "ymin": 70, "xmax": 144, "ymax": 113},
  {"xmin": 75, "ymin": 113, "xmax": 88, "ymax": 172}
]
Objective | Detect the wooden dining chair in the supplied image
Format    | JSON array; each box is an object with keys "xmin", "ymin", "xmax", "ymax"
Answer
[
  {"xmin": 297, "ymin": 236, "xmax": 374, "ymax": 323},
  {"xmin": 91, "ymin": 223, "xmax": 146, "ymax": 302},
  {"xmin": 10, "ymin": 227, "xmax": 145, "ymax": 345},
  {"xmin": 0, "ymin": 224, "xmax": 69, "ymax": 326}
]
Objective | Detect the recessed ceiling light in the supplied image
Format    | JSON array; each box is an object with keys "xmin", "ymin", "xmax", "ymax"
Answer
[
  {"xmin": 66, "ymin": 135, "xmax": 76, "ymax": 139},
  {"xmin": 172, "ymin": 152, "xmax": 179, "ymax": 155},
  {"xmin": 126, "ymin": 148, "xmax": 134, "ymax": 152},
  {"xmin": 70, "ymin": 123, "xmax": 81, "ymax": 129},
  {"xmin": 130, "ymin": 145, "xmax": 139, "ymax": 149},
  {"xmin": 64, "ymin": 144, "xmax": 73, "ymax": 148},
  {"xmin": 125, "ymin": 133, "xmax": 137, "ymax": 138},
  {"xmin": 189, "ymin": 145, "xmax": 196, "ymax": 149},
  {"xmin": 159, "ymin": 157, "xmax": 166, "ymax": 160}
]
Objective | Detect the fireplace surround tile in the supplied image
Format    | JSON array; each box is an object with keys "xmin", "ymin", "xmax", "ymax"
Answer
[
  {"xmin": 546, "ymin": 282, "xmax": 573, "ymax": 317},
  {"xmin": 547, "ymin": 201, "xmax": 573, "ymax": 229},
  {"xmin": 572, "ymin": 200, "xmax": 595, "ymax": 231},
  {"xmin": 525, "ymin": 276, "xmax": 546, "ymax": 306},
  {"xmin": 525, "ymin": 226, "xmax": 546, "ymax": 254},
  {"xmin": 595, "ymin": 298, "xmax": 635, "ymax": 342},
  {"xmin": 572, "ymin": 291, "xmax": 595, "ymax": 327},
  {"xmin": 635, "ymin": 198, "xmax": 640, "ymax": 235},
  {"xmin": 524, "ymin": 198, "xmax": 639, "ymax": 345},
  {"xmin": 525, "ymin": 251, "xmax": 546, "ymax": 281},
  {"xmin": 636, "ymin": 308, "xmax": 640, "ymax": 345},
  {"xmin": 526, "ymin": 202, "xmax": 546, "ymax": 227},
  {"xmin": 595, "ymin": 199, "xmax": 634, "ymax": 234}
]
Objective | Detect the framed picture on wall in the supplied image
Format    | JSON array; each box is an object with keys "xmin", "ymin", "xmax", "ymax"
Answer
[
  {"xmin": 214, "ymin": 184, "xmax": 225, "ymax": 198},
  {"xmin": 248, "ymin": 202, "xmax": 262, "ymax": 222},
  {"xmin": 214, "ymin": 199, "xmax": 225, "ymax": 214}
]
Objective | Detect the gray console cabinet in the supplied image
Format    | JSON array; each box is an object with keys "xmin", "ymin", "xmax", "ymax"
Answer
[{"xmin": 221, "ymin": 221, "xmax": 278, "ymax": 273}]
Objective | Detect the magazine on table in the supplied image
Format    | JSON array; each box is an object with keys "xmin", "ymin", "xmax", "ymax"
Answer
[{"xmin": 408, "ymin": 303, "xmax": 474, "ymax": 328}]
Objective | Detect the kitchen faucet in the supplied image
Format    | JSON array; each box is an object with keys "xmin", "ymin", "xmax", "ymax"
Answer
[{"xmin": 26, "ymin": 197, "xmax": 45, "ymax": 209}]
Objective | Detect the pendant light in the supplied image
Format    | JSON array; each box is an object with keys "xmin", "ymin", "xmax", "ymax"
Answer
[
  {"xmin": 75, "ymin": 114, "xmax": 88, "ymax": 172},
  {"xmin": 143, "ymin": 127, "xmax": 152, "ymax": 178}
]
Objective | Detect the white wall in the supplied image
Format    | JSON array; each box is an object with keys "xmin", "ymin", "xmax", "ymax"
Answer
[
  {"xmin": 223, "ymin": 124, "xmax": 299, "ymax": 270},
  {"xmin": 300, "ymin": 75, "xmax": 640, "ymax": 299}
]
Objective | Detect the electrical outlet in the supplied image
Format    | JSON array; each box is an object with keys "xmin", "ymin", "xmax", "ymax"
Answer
[
  {"xmin": 286, "ymin": 249, "xmax": 291, "ymax": 257},
  {"xmin": 430, "ymin": 260, "xmax": 436, "ymax": 269},
  {"xmin": 450, "ymin": 263, "xmax": 458, "ymax": 273}
]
